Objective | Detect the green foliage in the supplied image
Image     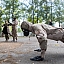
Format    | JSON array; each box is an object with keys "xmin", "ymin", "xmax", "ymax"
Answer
[
  {"xmin": 27, "ymin": 15, "xmax": 32, "ymax": 23},
  {"xmin": 26, "ymin": 0, "xmax": 51, "ymax": 23},
  {"xmin": 0, "ymin": 0, "xmax": 64, "ymax": 28},
  {"xmin": 0, "ymin": 7, "xmax": 3, "ymax": 33}
]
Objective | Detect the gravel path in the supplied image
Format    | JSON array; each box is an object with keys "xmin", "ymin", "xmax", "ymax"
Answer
[{"xmin": 0, "ymin": 37, "xmax": 64, "ymax": 64}]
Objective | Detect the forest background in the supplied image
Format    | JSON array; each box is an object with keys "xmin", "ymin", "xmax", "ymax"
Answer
[{"xmin": 0, "ymin": 0, "xmax": 64, "ymax": 36}]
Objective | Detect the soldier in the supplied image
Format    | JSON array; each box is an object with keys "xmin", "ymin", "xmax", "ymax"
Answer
[
  {"xmin": 11, "ymin": 18, "xmax": 18, "ymax": 42},
  {"xmin": 2, "ymin": 20, "xmax": 11, "ymax": 41},
  {"xmin": 21, "ymin": 21, "xmax": 64, "ymax": 61},
  {"xmin": 48, "ymin": 20, "xmax": 53, "ymax": 26}
]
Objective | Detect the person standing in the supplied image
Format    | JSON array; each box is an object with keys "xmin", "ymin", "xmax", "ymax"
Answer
[
  {"xmin": 48, "ymin": 20, "xmax": 53, "ymax": 26},
  {"xmin": 12, "ymin": 18, "xmax": 18, "ymax": 42},
  {"xmin": 2, "ymin": 20, "xmax": 11, "ymax": 41}
]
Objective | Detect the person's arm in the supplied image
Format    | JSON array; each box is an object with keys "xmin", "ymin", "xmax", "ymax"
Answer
[
  {"xmin": 8, "ymin": 21, "xmax": 12, "ymax": 25},
  {"xmin": 2, "ymin": 24, "xmax": 5, "ymax": 27}
]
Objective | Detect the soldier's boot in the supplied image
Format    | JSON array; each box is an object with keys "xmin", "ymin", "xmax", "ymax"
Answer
[
  {"xmin": 30, "ymin": 56, "xmax": 44, "ymax": 61},
  {"xmin": 34, "ymin": 49, "xmax": 41, "ymax": 52},
  {"xmin": 30, "ymin": 49, "xmax": 46, "ymax": 61}
]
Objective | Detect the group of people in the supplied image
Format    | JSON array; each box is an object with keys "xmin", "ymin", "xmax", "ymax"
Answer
[
  {"xmin": 2, "ymin": 19, "xmax": 64, "ymax": 61},
  {"xmin": 2, "ymin": 18, "xmax": 18, "ymax": 42}
]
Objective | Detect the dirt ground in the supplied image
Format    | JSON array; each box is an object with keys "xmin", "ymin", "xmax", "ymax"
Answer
[{"xmin": 0, "ymin": 37, "xmax": 64, "ymax": 64}]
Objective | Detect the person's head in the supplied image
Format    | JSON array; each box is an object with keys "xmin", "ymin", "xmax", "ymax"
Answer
[
  {"xmin": 13, "ymin": 17, "xmax": 16, "ymax": 21},
  {"xmin": 21, "ymin": 21, "xmax": 33, "ymax": 36},
  {"xmin": 49, "ymin": 20, "xmax": 51, "ymax": 22},
  {"xmin": 21, "ymin": 21, "xmax": 33, "ymax": 30},
  {"xmin": 5, "ymin": 20, "xmax": 8, "ymax": 24}
]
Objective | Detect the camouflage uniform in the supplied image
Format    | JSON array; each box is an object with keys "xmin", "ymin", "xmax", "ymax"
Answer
[
  {"xmin": 21, "ymin": 21, "xmax": 64, "ymax": 60},
  {"xmin": 12, "ymin": 19, "xmax": 18, "ymax": 42}
]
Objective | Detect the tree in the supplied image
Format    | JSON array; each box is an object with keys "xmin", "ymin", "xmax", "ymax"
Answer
[
  {"xmin": 0, "ymin": 6, "xmax": 4, "ymax": 34},
  {"xmin": 2, "ymin": 0, "xmax": 22, "ymax": 20}
]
